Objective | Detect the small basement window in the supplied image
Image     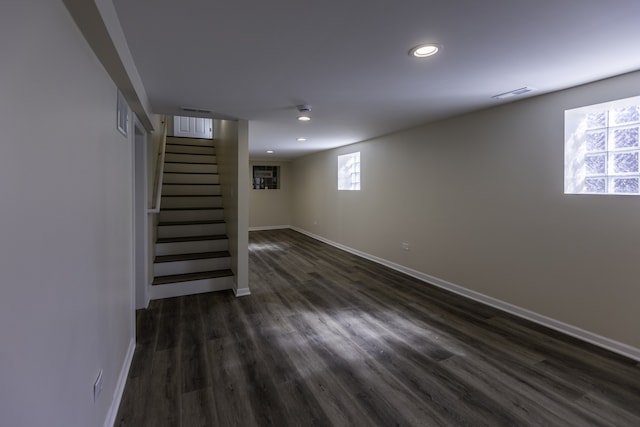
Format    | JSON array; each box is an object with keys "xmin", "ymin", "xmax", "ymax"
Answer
[
  {"xmin": 565, "ymin": 95, "xmax": 640, "ymax": 195},
  {"xmin": 253, "ymin": 165, "xmax": 279, "ymax": 189},
  {"xmin": 338, "ymin": 152, "xmax": 360, "ymax": 190}
]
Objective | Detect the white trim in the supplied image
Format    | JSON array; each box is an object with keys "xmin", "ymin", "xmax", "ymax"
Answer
[
  {"xmin": 133, "ymin": 119, "xmax": 149, "ymax": 309},
  {"xmin": 104, "ymin": 338, "xmax": 135, "ymax": 427},
  {"xmin": 148, "ymin": 118, "xmax": 168, "ymax": 214},
  {"xmin": 249, "ymin": 225, "xmax": 290, "ymax": 232},
  {"xmin": 234, "ymin": 287, "xmax": 251, "ymax": 297},
  {"xmin": 290, "ymin": 226, "xmax": 640, "ymax": 362}
]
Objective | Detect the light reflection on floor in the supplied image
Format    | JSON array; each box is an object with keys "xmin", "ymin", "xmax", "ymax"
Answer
[
  {"xmin": 269, "ymin": 305, "xmax": 466, "ymax": 372},
  {"xmin": 248, "ymin": 242, "xmax": 286, "ymax": 252}
]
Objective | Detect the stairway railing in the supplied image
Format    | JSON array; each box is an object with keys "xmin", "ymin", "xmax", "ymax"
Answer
[{"xmin": 148, "ymin": 116, "xmax": 168, "ymax": 213}]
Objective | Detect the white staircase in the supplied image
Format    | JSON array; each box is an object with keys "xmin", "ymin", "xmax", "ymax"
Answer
[{"xmin": 150, "ymin": 137, "xmax": 234, "ymax": 300}]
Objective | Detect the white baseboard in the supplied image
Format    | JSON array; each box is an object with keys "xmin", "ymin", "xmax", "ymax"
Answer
[
  {"xmin": 104, "ymin": 338, "xmax": 136, "ymax": 427},
  {"xmin": 290, "ymin": 226, "xmax": 640, "ymax": 362},
  {"xmin": 249, "ymin": 225, "xmax": 291, "ymax": 232},
  {"xmin": 234, "ymin": 286, "xmax": 251, "ymax": 297}
]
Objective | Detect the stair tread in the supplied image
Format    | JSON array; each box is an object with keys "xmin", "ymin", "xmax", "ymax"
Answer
[
  {"xmin": 160, "ymin": 207, "xmax": 223, "ymax": 211},
  {"xmin": 163, "ymin": 172, "xmax": 218, "ymax": 176},
  {"xmin": 162, "ymin": 183, "xmax": 220, "ymax": 185},
  {"xmin": 155, "ymin": 250, "xmax": 231, "ymax": 263},
  {"xmin": 167, "ymin": 142, "xmax": 213, "ymax": 147},
  {"xmin": 152, "ymin": 269, "xmax": 234, "ymax": 285},
  {"xmin": 156, "ymin": 234, "xmax": 228, "ymax": 244},
  {"xmin": 165, "ymin": 150, "xmax": 215, "ymax": 156},
  {"xmin": 167, "ymin": 136, "xmax": 215, "ymax": 142},
  {"xmin": 158, "ymin": 219, "xmax": 225, "ymax": 226},
  {"xmin": 166, "ymin": 141, "xmax": 213, "ymax": 145},
  {"xmin": 164, "ymin": 160, "xmax": 217, "ymax": 165},
  {"xmin": 161, "ymin": 194, "xmax": 222, "ymax": 197},
  {"xmin": 164, "ymin": 148, "xmax": 216, "ymax": 156}
]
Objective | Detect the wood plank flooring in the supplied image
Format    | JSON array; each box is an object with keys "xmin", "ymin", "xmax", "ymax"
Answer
[{"xmin": 115, "ymin": 228, "xmax": 640, "ymax": 426}]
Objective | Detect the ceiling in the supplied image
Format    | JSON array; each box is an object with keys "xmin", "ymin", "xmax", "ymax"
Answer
[{"xmin": 113, "ymin": 0, "xmax": 640, "ymax": 160}]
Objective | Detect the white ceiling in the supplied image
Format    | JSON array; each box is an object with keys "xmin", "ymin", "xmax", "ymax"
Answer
[{"xmin": 113, "ymin": 0, "xmax": 640, "ymax": 160}]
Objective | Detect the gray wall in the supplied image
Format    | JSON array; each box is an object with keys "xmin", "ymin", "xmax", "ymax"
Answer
[
  {"xmin": 0, "ymin": 1, "xmax": 136, "ymax": 425},
  {"xmin": 249, "ymin": 161, "xmax": 293, "ymax": 228},
  {"xmin": 291, "ymin": 71, "xmax": 640, "ymax": 351}
]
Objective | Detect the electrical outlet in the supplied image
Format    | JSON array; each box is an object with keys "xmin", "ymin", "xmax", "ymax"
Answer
[
  {"xmin": 93, "ymin": 370, "xmax": 104, "ymax": 402},
  {"xmin": 402, "ymin": 242, "xmax": 410, "ymax": 251},
  {"xmin": 313, "ymin": 220, "xmax": 318, "ymax": 225}
]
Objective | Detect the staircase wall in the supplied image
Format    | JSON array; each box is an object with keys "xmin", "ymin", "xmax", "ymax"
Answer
[{"xmin": 214, "ymin": 119, "xmax": 250, "ymax": 295}]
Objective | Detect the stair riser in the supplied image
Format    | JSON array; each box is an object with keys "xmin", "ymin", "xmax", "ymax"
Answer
[
  {"xmin": 165, "ymin": 153, "xmax": 216, "ymax": 164},
  {"xmin": 158, "ymin": 223, "xmax": 226, "ymax": 238},
  {"xmin": 164, "ymin": 163, "xmax": 218, "ymax": 173},
  {"xmin": 159, "ymin": 209, "xmax": 224, "ymax": 222},
  {"xmin": 162, "ymin": 184, "xmax": 221, "ymax": 196},
  {"xmin": 150, "ymin": 276, "xmax": 234, "ymax": 300},
  {"xmin": 154, "ymin": 257, "xmax": 231, "ymax": 276},
  {"xmin": 161, "ymin": 196, "xmax": 222, "ymax": 209},
  {"xmin": 155, "ymin": 239, "xmax": 228, "ymax": 256},
  {"xmin": 166, "ymin": 144, "xmax": 214, "ymax": 155}
]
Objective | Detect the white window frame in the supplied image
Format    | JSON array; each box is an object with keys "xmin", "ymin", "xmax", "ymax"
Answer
[
  {"xmin": 564, "ymin": 95, "xmax": 640, "ymax": 195},
  {"xmin": 338, "ymin": 152, "xmax": 361, "ymax": 191}
]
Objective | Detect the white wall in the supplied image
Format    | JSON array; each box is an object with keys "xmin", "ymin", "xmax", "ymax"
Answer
[
  {"xmin": 291, "ymin": 71, "xmax": 640, "ymax": 354},
  {"xmin": 0, "ymin": 1, "xmax": 135, "ymax": 425},
  {"xmin": 249, "ymin": 161, "xmax": 292, "ymax": 229},
  {"xmin": 216, "ymin": 120, "xmax": 250, "ymax": 295}
]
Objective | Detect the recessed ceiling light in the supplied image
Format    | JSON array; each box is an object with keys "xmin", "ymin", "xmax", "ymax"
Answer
[
  {"xmin": 409, "ymin": 44, "xmax": 440, "ymax": 58},
  {"xmin": 297, "ymin": 116, "xmax": 311, "ymax": 121},
  {"xmin": 266, "ymin": 150, "xmax": 274, "ymax": 154},
  {"xmin": 297, "ymin": 137, "xmax": 306, "ymax": 142}
]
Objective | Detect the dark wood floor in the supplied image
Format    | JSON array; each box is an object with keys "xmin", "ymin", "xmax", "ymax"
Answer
[{"xmin": 116, "ymin": 228, "xmax": 640, "ymax": 426}]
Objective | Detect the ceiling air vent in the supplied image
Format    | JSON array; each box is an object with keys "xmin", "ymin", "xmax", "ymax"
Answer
[
  {"xmin": 181, "ymin": 107, "xmax": 212, "ymax": 114},
  {"xmin": 491, "ymin": 87, "xmax": 536, "ymax": 100}
]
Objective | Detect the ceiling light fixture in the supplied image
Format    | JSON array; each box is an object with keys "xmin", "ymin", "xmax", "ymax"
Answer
[
  {"xmin": 297, "ymin": 137, "xmax": 306, "ymax": 142},
  {"xmin": 266, "ymin": 150, "xmax": 274, "ymax": 154},
  {"xmin": 409, "ymin": 44, "xmax": 440, "ymax": 58},
  {"xmin": 296, "ymin": 104, "xmax": 312, "ymax": 121}
]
